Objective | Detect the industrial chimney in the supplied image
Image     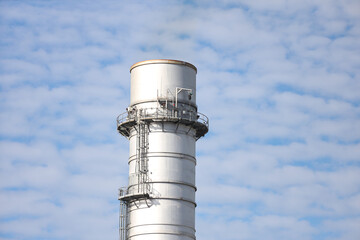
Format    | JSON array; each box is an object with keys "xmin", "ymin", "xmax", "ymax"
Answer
[{"xmin": 117, "ymin": 59, "xmax": 208, "ymax": 240}]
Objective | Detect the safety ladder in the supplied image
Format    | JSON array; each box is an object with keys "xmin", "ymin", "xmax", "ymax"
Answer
[
  {"xmin": 136, "ymin": 120, "xmax": 150, "ymax": 194},
  {"xmin": 119, "ymin": 200, "xmax": 127, "ymax": 240},
  {"xmin": 119, "ymin": 113, "xmax": 152, "ymax": 240}
]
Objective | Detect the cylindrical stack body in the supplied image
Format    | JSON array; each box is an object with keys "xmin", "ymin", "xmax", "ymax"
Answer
[{"xmin": 117, "ymin": 60, "xmax": 208, "ymax": 240}]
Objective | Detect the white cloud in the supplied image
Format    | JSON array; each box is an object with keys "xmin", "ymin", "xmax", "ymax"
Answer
[{"xmin": 0, "ymin": 0, "xmax": 359, "ymax": 239}]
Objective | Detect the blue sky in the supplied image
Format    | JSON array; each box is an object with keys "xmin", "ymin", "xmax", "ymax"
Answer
[{"xmin": 0, "ymin": 0, "xmax": 359, "ymax": 239}]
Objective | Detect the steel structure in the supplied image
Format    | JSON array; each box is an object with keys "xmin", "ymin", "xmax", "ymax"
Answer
[{"xmin": 117, "ymin": 59, "xmax": 208, "ymax": 240}]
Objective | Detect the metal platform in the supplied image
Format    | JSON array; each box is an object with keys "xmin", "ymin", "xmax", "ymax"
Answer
[
  {"xmin": 118, "ymin": 193, "xmax": 150, "ymax": 202},
  {"xmin": 117, "ymin": 107, "xmax": 209, "ymax": 140}
]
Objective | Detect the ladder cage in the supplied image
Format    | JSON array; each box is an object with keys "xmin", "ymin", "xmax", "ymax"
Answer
[
  {"xmin": 118, "ymin": 120, "xmax": 151, "ymax": 240},
  {"xmin": 135, "ymin": 121, "xmax": 150, "ymax": 194},
  {"xmin": 119, "ymin": 200, "xmax": 128, "ymax": 240}
]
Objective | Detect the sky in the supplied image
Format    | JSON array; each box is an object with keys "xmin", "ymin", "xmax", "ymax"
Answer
[{"xmin": 0, "ymin": 0, "xmax": 359, "ymax": 239}]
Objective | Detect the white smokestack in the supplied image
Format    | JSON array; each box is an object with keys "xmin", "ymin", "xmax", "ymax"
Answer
[{"xmin": 117, "ymin": 59, "xmax": 208, "ymax": 240}]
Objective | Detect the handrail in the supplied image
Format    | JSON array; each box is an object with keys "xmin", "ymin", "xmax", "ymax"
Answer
[
  {"xmin": 117, "ymin": 107, "xmax": 209, "ymax": 129},
  {"xmin": 119, "ymin": 186, "xmax": 142, "ymax": 197},
  {"xmin": 119, "ymin": 187, "xmax": 127, "ymax": 198},
  {"xmin": 117, "ymin": 112, "xmax": 128, "ymax": 126},
  {"xmin": 196, "ymin": 112, "xmax": 209, "ymax": 126},
  {"xmin": 118, "ymin": 183, "xmax": 151, "ymax": 199}
]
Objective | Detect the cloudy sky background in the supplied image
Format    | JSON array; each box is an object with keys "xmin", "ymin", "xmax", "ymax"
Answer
[{"xmin": 1, "ymin": 0, "xmax": 359, "ymax": 239}]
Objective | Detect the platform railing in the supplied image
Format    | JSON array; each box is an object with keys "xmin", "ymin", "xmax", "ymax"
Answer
[
  {"xmin": 118, "ymin": 187, "xmax": 128, "ymax": 198},
  {"xmin": 118, "ymin": 173, "xmax": 152, "ymax": 199},
  {"xmin": 117, "ymin": 107, "xmax": 209, "ymax": 129}
]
